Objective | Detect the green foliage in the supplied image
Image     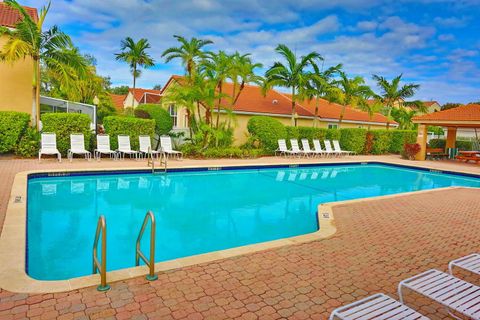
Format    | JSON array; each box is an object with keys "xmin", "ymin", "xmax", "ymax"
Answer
[
  {"xmin": 389, "ymin": 130, "xmax": 417, "ymax": 153},
  {"xmin": 299, "ymin": 127, "xmax": 328, "ymax": 141},
  {"xmin": 247, "ymin": 116, "xmax": 287, "ymax": 151},
  {"xmin": 428, "ymin": 139, "xmax": 473, "ymax": 151},
  {"xmin": 339, "ymin": 128, "xmax": 367, "ymax": 154},
  {"xmin": 441, "ymin": 103, "xmax": 461, "ymax": 111},
  {"xmin": 428, "ymin": 126, "xmax": 444, "ymax": 136},
  {"xmin": 41, "ymin": 113, "xmax": 92, "ymax": 155},
  {"xmin": 136, "ymin": 104, "xmax": 173, "ymax": 136},
  {"xmin": 103, "ymin": 116, "xmax": 155, "ymax": 150},
  {"xmin": 15, "ymin": 127, "xmax": 40, "ymax": 157},
  {"xmin": 325, "ymin": 128, "xmax": 341, "ymax": 140},
  {"xmin": 370, "ymin": 130, "xmax": 392, "ymax": 154},
  {"xmin": 181, "ymin": 143, "xmax": 266, "ymax": 158},
  {"xmin": 110, "ymin": 85, "xmax": 130, "ymax": 95},
  {"xmin": 0, "ymin": 111, "xmax": 30, "ymax": 153}
]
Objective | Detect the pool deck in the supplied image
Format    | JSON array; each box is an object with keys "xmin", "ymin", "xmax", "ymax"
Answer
[{"xmin": 1, "ymin": 155, "xmax": 480, "ymax": 319}]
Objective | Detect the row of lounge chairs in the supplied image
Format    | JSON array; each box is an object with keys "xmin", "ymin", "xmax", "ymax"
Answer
[
  {"xmin": 39, "ymin": 133, "xmax": 182, "ymax": 162},
  {"xmin": 276, "ymin": 139, "xmax": 354, "ymax": 157},
  {"xmin": 330, "ymin": 253, "xmax": 480, "ymax": 319}
]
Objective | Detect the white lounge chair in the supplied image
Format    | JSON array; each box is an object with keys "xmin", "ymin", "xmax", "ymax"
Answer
[
  {"xmin": 301, "ymin": 139, "xmax": 318, "ymax": 157},
  {"xmin": 330, "ymin": 293, "xmax": 429, "ymax": 320},
  {"xmin": 449, "ymin": 253, "xmax": 480, "ymax": 276},
  {"xmin": 333, "ymin": 140, "xmax": 353, "ymax": 156},
  {"xmin": 275, "ymin": 139, "xmax": 296, "ymax": 157},
  {"xmin": 94, "ymin": 134, "xmax": 117, "ymax": 161},
  {"xmin": 117, "ymin": 135, "xmax": 139, "ymax": 160},
  {"xmin": 324, "ymin": 140, "xmax": 340, "ymax": 157},
  {"xmin": 160, "ymin": 136, "xmax": 182, "ymax": 159},
  {"xmin": 290, "ymin": 139, "xmax": 308, "ymax": 157},
  {"xmin": 398, "ymin": 269, "xmax": 480, "ymax": 319},
  {"xmin": 68, "ymin": 133, "xmax": 91, "ymax": 162},
  {"xmin": 312, "ymin": 139, "xmax": 326, "ymax": 157},
  {"xmin": 139, "ymin": 135, "xmax": 163, "ymax": 160},
  {"xmin": 39, "ymin": 133, "xmax": 61, "ymax": 162}
]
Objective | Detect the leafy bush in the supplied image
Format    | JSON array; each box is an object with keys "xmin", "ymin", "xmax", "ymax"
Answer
[
  {"xmin": 136, "ymin": 104, "xmax": 173, "ymax": 136},
  {"xmin": 15, "ymin": 127, "xmax": 40, "ymax": 157},
  {"xmin": 247, "ymin": 116, "xmax": 287, "ymax": 152},
  {"xmin": 339, "ymin": 128, "xmax": 367, "ymax": 154},
  {"xmin": 429, "ymin": 138, "xmax": 473, "ymax": 150},
  {"xmin": 0, "ymin": 111, "xmax": 30, "ymax": 153},
  {"xmin": 103, "ymin": 116, "xmax": 155, "ymax": 150},
  {"xmin": 389, "ymin": 130, "xmax": 417, "ymax": 153},
  {"xmin": 370, "ymin": 130, "xmax": 392, "ymax": 154},
  {"xmin": 325, "ymin": 128, "xmax": 341, "ymax": 141},
  {"xmin": 41, "ymin": 113, "xmax": 92, "ymax": 155},
  {"xmin": 181, "ymin": 143, "xmax": 266, "ymax": 158},
  {"xmin": 403, "ymin": 143, "xmax": 421, "ymax": 160}
]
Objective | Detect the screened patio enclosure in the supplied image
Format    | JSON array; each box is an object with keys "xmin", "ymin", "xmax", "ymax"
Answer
[{"xmin": 39, "ymin": 96, "xmax": 97, "ymax": 131}]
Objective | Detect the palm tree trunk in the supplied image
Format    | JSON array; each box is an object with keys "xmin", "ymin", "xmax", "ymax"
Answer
[
  {"xmin": 386, "ymin": 107, "xmax": 391, "ymax": 130},
  {"xmin": 291, "ymin": 87, "xmax": 296, "ymax": 126},
  {"xmin": 313, "ymin": 96, "xmax": 319, "ymax": 128},
  {"xmin": 338, "ymin": 105, "xmax": 346, "ymax": 128},
  {"xmin": 132, "ymin": 64, "xmax": 136, "ymax": 108},
  {"xmin": 32, "ymin": 58, "xmax": 40, "ymax": 128},
  {"xmin": 232, "ymin": 82, "xmax": 245, "ymax": 105},
  {"xmin": 215, "ymin": 81, "xmax": 222, "ymax": 129}
]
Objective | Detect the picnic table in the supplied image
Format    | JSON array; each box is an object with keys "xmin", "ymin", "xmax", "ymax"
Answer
[{"xmin": 456, "ymin": 150, "xmax": 480, "ymax": 163}]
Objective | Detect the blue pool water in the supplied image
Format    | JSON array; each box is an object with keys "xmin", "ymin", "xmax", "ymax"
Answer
[{"xmin": 27, "ymin": 163, "xmax": 480, "ymax": 280}]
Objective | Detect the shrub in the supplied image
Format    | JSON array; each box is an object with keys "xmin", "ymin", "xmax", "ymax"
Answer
[
  {"xmin": 181, "ymin": 143, "xmax": 266, "ymax": 159},
  {"xmin": 15, "ymin": 127, "xmax": 40, "ymax": 158},
  {"xmin": 339, "ymin": 128, "xmax": 367, "ymax": 154},
  {"xmin": 428, "ymin": 138, "xmax": 473, "ymax": 151},
  {"xmin": 103, "ymin": 116, "xmax": 155, "ymax": 150},
  {"xmin": 370, "ymin": 130, "xmax": 392, "ymax": 154},
  {"xmin": 136, "ymin": 104, "xmax": 173, "ymax": 136},
  {"xmin": 389, "ymin": 130, "xmax": 417, "ymax": 153},
  {"xmin": 325, "ymin": 128, "xmax": 341, "ymax": 141},
  {"xmin": 285, "ymin": 126, "xmax": 300, "ymax": 141},
  {"xmin": 403, "ymin": 143, "xmax": 421, "ymax": 160},
  {"xmin": 41, "ymin": 113, "xmax": 92, "ymax": 155},
  {"xmin": 0, "ymin": 111, "xmax": 30, "ymax": 153},
  {"xmin": 247, "ymin": 116, "xmax": 287, "ymax": 152}
]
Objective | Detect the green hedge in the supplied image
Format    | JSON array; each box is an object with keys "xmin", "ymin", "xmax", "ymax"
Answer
[
  {"xmin": 103, "ymin": 116, "xmax": 155, "ymax": 150},
  {"xmin": 15, "ymin": 127, "xmax": 40, "ymax": 157},
  {"xmin": 339, "ymin": 128, "xmax": 367, "ymax": 154},
  {"xmin": 429, "ymin": 138, "xmax": 473, "ymax": 151},
  {"xmin": 370, "ymin": 130, "xmax": 392, "ymax": 154},
  {"xmin": 247, "ymin": 116, "xmax": 287, "ymax": 152},
  {"xmin": 389, "ymin": 130, "xmax": 417, "ymax": 153},
  {"xmin": 136, "ymin": 104, "xmax": 173, "ymax": 136},
  {"xmin": 41, "ymin": 113, "xmax": 92, "ymax": 155},
  {"xmin": 0, "ymin": 111, "xmax": 30, "ymax": 153}
]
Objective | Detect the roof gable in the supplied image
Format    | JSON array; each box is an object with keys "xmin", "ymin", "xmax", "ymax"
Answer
[
  {"xmin": 129, "ymin": 88, "xmax": 162, "ymax": 103},
  {"xmin": 0, "ymin": 3, "xmax": 38, "ymax": 28},
  {"xmin": 413, "ymin": 104, "xmax": 480, "ymax": 122}
]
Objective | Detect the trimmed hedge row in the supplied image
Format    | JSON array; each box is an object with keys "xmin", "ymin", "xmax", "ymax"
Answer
[
  {"xmin": 428, "ymin": 138, "xmax": 473, "ymax": 150},
  {"xmin": 0, "ymin": 111, "xmax": 30, "ymax": 153},
  {"xmin": 103, "ymin": 116, "xmax": 155, "ymax": 150},
  {"xmin": 247, "ymin": 116, "xmax": 287, "ymax": 152}
]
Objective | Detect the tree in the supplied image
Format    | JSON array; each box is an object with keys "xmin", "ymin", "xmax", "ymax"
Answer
[
  {"xmin": 115, "ymin": 37, "xmax": 155, "ymax": 107},
  {"xmin": 110, "ymin": 85, "xmax": 130, "ymax": 95},
  {"xmin": 372, "ymin": 74, "xmax": 420, "ymax": 129},
  {"xmin": 391, "ymin": 108, "xmax": 418, "ymax": 130},
  {"xmin": 265, "ymin": 44, "xmax": 322, "ymax": 126},
  {"xmin": 0, "ymin": 0, "xmax": 88, "ymax": 127},
  {"xmin": 335, "ymin": 72, "xmax": 372, "ymax": 128},
  {"xmin": 162, "ymin": 35, "xmax": 213, "ymax": 77},
  {"xmin": 153, "ymin": 84, "xmax": 162, "ymax": 91},
  {"xmin": 357, "ymin": 96, "xmax": 383, "ymax": 131},
  {"xmin": 442, "ymin": 102, "xmax": 461, "ymax": 110}
]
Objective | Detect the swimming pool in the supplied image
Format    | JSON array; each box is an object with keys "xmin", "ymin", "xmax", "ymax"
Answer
[{"xmin": 27, "ymin": 163, "xmax": 480, "ymax": 280}]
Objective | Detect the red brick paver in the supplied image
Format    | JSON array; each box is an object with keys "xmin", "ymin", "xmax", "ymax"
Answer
[{"xmin": 1, "ymin": 158, "xmax": 480, "ymax": 319}]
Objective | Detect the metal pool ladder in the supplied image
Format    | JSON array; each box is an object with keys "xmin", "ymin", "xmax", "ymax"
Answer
[
  {"xmin": 92, "ymin": 215, "xmax": 110, "ymax": 291},
  {"xmin": 147, "ymin": 147, "xmax": 167, "ymax": 174},
  {"xmin": 136, "ymin": 211, "xmax": 158, "ymax": 281}
]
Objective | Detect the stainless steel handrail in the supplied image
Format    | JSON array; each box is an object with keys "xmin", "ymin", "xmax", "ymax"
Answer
[
  {"xmin": 135, "ymin": 211, "xmax": 158, "ymax": 281},
  {"xmin": 147, "ymin": 147, "xmax": 167, "ymax": 173},
  {"xmin": 92, "ymin": 215, "xmax": 110, "ymax": 291}
]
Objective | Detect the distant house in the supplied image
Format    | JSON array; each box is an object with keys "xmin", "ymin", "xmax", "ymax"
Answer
[
  {"xmin": 0, "ymin": 3, "xmax": 38, "ymax": 115},
  {"xmin": 422, "ymin": 101, "xmax": 441, "ymax": 113}
]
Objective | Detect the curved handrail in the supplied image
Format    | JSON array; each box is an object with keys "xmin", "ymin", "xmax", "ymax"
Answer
[
  {"xmin": 136, "ymin": 211, "xmax": 158, "ymax": 281},
  {"xmin": 147, "ymin": 146, "xmax": 167, "ymax": 174},
  {"xmin": 92, "ymin": 215, "xmax": 110, "ymax": 291}
]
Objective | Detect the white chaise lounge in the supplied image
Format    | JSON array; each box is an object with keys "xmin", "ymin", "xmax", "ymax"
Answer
[
  {"xmin": 290, "ymin": 139, "xmax": 308, "ymax": 157},
  {"xmin": 94, "ymin": 134, "xmax": 117, "ymax": 160},
  {"xmin": 312, "ymin": 139, "xmax": 326, "ymax": 157},
  {"xmin": 276, "ymin": 139, "xmax": 296, "ymax": 157},
  {"xmin": 330, "ymin": 293, "xmax": 429, "ymax": 320},
  {"xmin": 139, "ymin": 135, "xmax": 163, "ymax": 159},
  {"xmin": 39, "ymin": 132, "xmax": 61, "ymax": 162},
  {"xmin": 323, "ymin": 140, "xmax": 339, "ymax": 157},
  {"xmin": 333, "ymin": 140, "xmax": 353, "ymax": 156},
  {"xmin": 68, "ymin": 133, "xmax": 91, "ymax": 161},
  {"xmin": 301, "ymin": 139, "xmax": 318, "ymax": 157},
  {"xmin": 449, "ymin": 253, "xmax": 480, "ymax": 276},
  {"xmin": 117, "ymin": 135, "xmax": 139, "ymax": 160},
  {"xmin": 160, "ymin": 136, "xmax": 182, "ymax": 159}
]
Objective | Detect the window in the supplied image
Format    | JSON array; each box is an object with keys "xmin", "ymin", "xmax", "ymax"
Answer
[
  {"xmin": 168, "ymin": 104, "xmax": 177, "ymax": 127},
  {"xmin": 328, "ymin": 123, "xmax": 338, "ymax": 129}
]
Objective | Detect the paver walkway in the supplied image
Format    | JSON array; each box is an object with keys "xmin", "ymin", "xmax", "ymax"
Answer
[{"xmin": 1, "ymin": 157, "xmax": 480, "ymax": 319}]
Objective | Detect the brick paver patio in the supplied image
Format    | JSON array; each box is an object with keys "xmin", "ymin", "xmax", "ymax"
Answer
[{"xmin": 1, "ymin": 157, "xmax": 480, "ymax": 319}]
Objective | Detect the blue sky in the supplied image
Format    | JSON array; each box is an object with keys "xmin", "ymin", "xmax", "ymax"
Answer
[{"xmin": 24, "ymin": 0, "xmax": 480, "ymax": 104}]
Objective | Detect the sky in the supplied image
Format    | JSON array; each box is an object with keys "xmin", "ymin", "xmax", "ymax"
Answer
[{"xmin": 23, "ymin": 0, "xmax": 480, "ymax": 104}]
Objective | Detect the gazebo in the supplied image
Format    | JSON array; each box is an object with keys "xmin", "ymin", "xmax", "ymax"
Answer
[{"xmin": 412, "ymin": 104, "xmax": 480, "ymax": 160}]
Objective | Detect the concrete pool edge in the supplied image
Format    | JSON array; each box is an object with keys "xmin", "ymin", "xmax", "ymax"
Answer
[{"xmin": 1, "ymin": 160, "xmax": 478, "ymax": 293}]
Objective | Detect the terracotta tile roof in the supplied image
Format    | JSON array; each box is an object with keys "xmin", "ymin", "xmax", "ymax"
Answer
[
  {"xmin": 0, "ymin": 3, "xmax": 38, "ymax": 27},
  {"xmin": 413, "ymin": 104, "xmax": 480, "ymax": 122},
  {"xmin": 109, "ymin": 94, "xmax": 126, "ymax": 111},
  {"xmin": 129, "ymin": 88, "xmax": 162, "ymax": 104},
  {"xmin": 422, "ymin": 101, "xmax": 439, "ymax": 107}
]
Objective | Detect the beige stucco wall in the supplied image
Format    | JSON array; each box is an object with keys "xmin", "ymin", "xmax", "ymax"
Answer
[
  {"xmin": 123, "ymin": 92, "xmax": 138, "ymax": 108},
  {"xmin": 0, "ymin": 36, "xmax": 33, "ymax": 115}
]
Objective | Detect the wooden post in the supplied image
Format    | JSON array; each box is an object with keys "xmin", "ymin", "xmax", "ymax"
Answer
[
  {"xmin": 446, "ymin": 127, "xmax": 457, "ymax": 149},
  {"xmin": 415, "ymin": 124, "xmax": 428, "ymax": 160}
]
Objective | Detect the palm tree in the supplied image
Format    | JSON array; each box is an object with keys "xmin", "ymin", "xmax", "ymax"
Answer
[
  {"xmin": 265, "ymin": 44, "xmax": 322, "ymax": 126},
  {"xmin": 229, "ymin": 52, "xmax": 263, "ymax": 105},
  {"xmin": 372, "ymin": 74, "xmax": 420, "ymax": 129},
  {"xmin": 336, "ymin": 72, "xmax": 372, "ymax": 128},
  {"xmin": 162, "ymin": 35, "xmax": 213, "ymax": 77},
  {"xmin": 115, "ymin": 37, "xmax": 155, "ymax": 107},
  {"xmin": 357, "ymin": 96, "xmax": 383, "ymax": 131},
  {"xmin": 0, "ymin": 0, "xmax": 88, "ymax": 127}
]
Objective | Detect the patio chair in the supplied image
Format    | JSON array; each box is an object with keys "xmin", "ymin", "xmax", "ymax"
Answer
[
  {"xmin": 94, "ymin": 134, "xmax": 117, "ymax": 161},
  {"xmin": 117, "ymin": 135, "xmax": 139, "ymax": 160},
  {"xmin": 68, "ymin": 133, "xmax": 91, "ymax": 162},
  {"xmin": 398, "ymin": 269, "xmax": 480, "ymax": 319},
  {"xmin": 312, "ymin": 139, "xmax": 326, "ymax": 157},
  {"xmin": 39, "ymin": 133, "xmax": 61, "ymax": 162},
  {"xmin": 324, "ymin": 140, "xmax": 340, "ymax": 157},
  {"xmin": 329, "ymin": 293, "xmax": 429, "ymax": 320},
  {"xmin": 301, "ymin": 139, "xmax": 318, "ymax": 157},
  {"xmin": 275, "ymin": 139, "xmax": 296, "ymax": 157},
  {"xmin": 160, "ymin": 136, "xmax": 182, "ymax": 159},
  {"xmin": 139, "ymin": 135, "xmax": 163, "ymax": 160},
  {"xmin": 448, "ymin": 253, "xmax": 480, "ymax": 276},
  {"xmin": 290, "ymin": 139, "xmax": 308, "ymax": 157},
  {"xmin": 333, "ymin": 140, "xmax": 353, "ymax": 156}
]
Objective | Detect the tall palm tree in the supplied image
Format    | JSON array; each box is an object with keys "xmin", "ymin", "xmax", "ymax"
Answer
[
  {"xmin": 357, "ymin": 95, "xmax": 383, "ymax": 131},
  {"xmin": 162, "ymin": 35, "xmax": 213, "ymax": 77},
  {"xmin": 115, "ymin": 37, "xmax": 155, "ymax": 107},
  {"xmin": 336, "ymin": 72, "xmax": 372, "ymax": 128},
  {"xmin": 0, "ymin": 0, "xmax": 88, "ymax": 127},
  {"xmin": 372, "ymin": 74, "xmax": 420, "ymax": 129},
  {"xmin": 229, "ymin": 52, "xmax": 263, "ymax": 105},
  {"xmin": 265, "ymin": 44, "xmax": 322, "ymax": 126}
]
